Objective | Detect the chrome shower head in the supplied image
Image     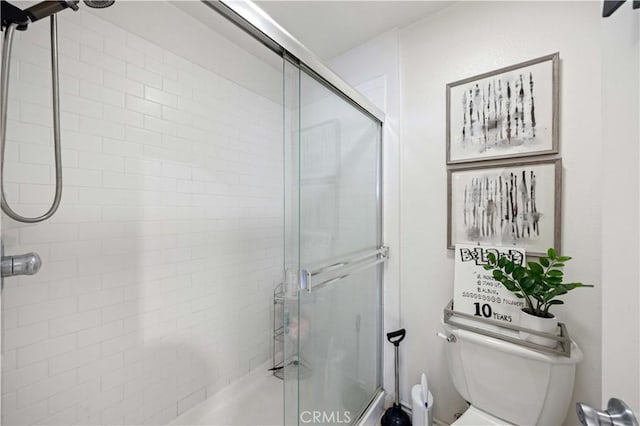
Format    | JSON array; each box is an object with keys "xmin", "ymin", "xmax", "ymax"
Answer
[
  {"xmin": 24, "ymin": 1, "xmax": 79, "ymax": 23},
  {"xmin": 83, "ymin": 0, "xmax": 115, "ymax": 8},
  {"xmin": 22, "ymin": 0, "xmax": 114, "ymax": 24}
]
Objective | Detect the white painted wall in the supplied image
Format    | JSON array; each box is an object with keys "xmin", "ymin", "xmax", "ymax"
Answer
[
  {"xmin": 328, "ymin": 30, "xmax": 401, "ymax": 400},
  {"xmin": 400, "ymin": 3, "xmax": 603, "ymax": 424},
  {"xmin": 600, "ymin": 2, "xmax": 640, "ymax": 414},
  {"xmin": 1, "ymin": 3, "xmax": 283, "ymax": 425}
]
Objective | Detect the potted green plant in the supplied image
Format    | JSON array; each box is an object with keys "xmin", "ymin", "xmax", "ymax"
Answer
[{"xmin": 484, "ymin": 248, "xmax": 593, "ymax": 347}]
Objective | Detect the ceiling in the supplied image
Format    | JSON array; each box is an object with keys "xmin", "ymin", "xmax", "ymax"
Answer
[{"xmin": 256, "ymin": 1, "xmax": 452, "ymax": 60}]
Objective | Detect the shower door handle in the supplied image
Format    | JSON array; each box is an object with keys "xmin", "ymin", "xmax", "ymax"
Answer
[
  {"xmin": 303, "ymin": 246, "xmax": 389, "ymax": 292},
  {"xmin": 1, "ymin": 252, "xmax": 42, "ymax": 278}
]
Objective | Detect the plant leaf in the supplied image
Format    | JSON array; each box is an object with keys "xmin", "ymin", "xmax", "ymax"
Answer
[
  {"xmin": 499, "ymin": 278, "xmax": 520, "ymax": 293},
  {"xmin": 547, "ymin": 248, "xmax": 557, "ymax": 259},
  {"xmin": 520, "ymin": 277, "xmax": 536, "ymax": 294},
  {"xmin": 528, "ymin": 262, "xmax": 544, "ymax": 275},
  {"xmin": 505, "ymin": 261, "xmax": 515, "ymax": 274},
  {"xmin": 532, "ymin": 283, "xmax": 545, "ymax": 295},
  {"xmin": 556, "ymin": 256, "xmax": 572, "ymax": 262},
  {"xmin": 543, "ymin": 288, "xmax": 563, "ymax": 302},
  {"xmin": 539, "ymin": 257, "xmax": 549, "ymax": 267},
  {"xmin": 547, "ymin": 269, "xmax": 564, "ymax": 277},
  {"xmin": 512, "ymin": 266, "xmax": 526, "ymax": 280},
  {"xmin": 564, "ymin": 282, "xmax": 595, "ymax": 289}
]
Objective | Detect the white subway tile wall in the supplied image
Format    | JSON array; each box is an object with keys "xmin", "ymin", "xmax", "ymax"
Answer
[{"xmin": 2, "ymin": 7, "xmax": 283, "ymax": 426}]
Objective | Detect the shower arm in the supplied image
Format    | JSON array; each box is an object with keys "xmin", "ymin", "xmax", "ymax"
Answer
[{"xmin": 0, "ymin": 15, "xmax": 64, "ymax": 223}]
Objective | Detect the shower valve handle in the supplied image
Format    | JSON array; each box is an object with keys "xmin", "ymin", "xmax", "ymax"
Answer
[{"xmin": 1, "ymin": 252, "xmax": 42, "ymax": 278}]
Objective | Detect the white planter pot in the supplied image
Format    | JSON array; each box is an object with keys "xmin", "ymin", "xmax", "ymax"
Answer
[{"xmin": 519, "ymin": 309, "xmax": 558, "ymax": 348}]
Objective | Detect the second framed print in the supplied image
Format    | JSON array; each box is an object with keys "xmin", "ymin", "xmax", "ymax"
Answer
[
  {"xmin": 446, "ymin": 53, "xmax": 559, "ymax": 164},
  {"xmin": 447, "ymin": 158, "xmax": 561, "ymax": 256}
]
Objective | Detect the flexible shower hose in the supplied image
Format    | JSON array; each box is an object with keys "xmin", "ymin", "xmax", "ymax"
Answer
[{"xmin": 0, "ymin": 15, "xmax": 63, "ymax": 223}]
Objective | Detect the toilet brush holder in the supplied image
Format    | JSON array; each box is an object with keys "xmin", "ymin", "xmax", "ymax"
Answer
[{"xmin": 411, "ymin": 384, "xmax": 433, "ymax": 426}]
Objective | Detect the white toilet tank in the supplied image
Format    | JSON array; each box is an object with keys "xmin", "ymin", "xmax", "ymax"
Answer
[{"xmin": 442, "ymin": 320, "xmax": 583, "ymax": 425}]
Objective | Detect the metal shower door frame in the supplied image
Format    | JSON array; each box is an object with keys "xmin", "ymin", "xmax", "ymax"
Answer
[
  {"xmin": 201, "ymin": 1, "xmax": 386, "ymax": 424},
  {"xmin": 201, "ymin": 0, "xmax": 385, "ymax": 124}
]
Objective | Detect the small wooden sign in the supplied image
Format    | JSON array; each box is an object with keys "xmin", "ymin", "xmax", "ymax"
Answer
[{"xmin": 453, "ymin": 244, "xmax": 527, "ymax": 325}]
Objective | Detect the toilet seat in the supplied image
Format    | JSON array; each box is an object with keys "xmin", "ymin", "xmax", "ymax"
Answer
[{"xmin": 452, "ymin": 405, "xmax": 513, "ymax": 426}]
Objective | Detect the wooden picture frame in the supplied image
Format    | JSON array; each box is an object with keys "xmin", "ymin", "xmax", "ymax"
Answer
[
  {"xmin": 446, "ymin": 53, "xmax": 559, "ymax": 164},
  {"xmin": 447, "ymin": 158, "xmax": 562, "ymax": 256}
]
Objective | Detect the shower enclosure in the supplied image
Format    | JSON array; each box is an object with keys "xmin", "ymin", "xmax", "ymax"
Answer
[
  {"xmin": 282, "ymin": 64, "xmax": 384, "ymax": 425},
  {"xmin": 0, "ymin": 1, "xmax": 385, "ymax": 424}
]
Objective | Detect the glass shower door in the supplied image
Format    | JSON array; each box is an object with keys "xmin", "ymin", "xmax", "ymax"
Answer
[{"xmin": 283, "ymin": 65, "xmax": 383, "ymax": 425}]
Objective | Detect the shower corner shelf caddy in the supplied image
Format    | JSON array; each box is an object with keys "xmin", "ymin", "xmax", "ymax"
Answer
[
  {"xmin": 272, "ymin": 282, "xmax": 285, "ymax": 380},
  {"xmin": 272, "ymin": 246, "xmax": 390, "ymax": 380},
  {"xmin": 443, "ymin": 299, "xmax": 573, "ymax": 357}
]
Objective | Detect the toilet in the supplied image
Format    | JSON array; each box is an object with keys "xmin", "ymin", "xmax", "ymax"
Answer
[{"xmin": 441, "ymin": 319, "xmax": 583, "ymax": 425}]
